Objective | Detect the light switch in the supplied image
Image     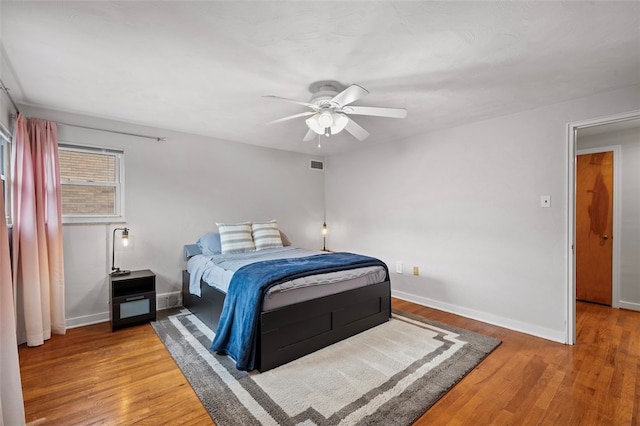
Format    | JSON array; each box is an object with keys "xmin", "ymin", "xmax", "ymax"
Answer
[
  {"xmin": 396, "ymin": 262, "xmax": 403, "ymax": 274},
  {"xmin": 541, "ymin": 195, "xmax": 551, "ymax": 208}
]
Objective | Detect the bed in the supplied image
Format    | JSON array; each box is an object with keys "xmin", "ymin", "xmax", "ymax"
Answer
[{"xmin": 182, "ymin": 233, "xmax": 391, "ymax": 372}]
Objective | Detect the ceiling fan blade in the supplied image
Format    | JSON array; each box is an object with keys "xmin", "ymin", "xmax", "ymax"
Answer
[
  {"xmin": 262, "ymin": 95, "xmax": 317, "ymax": 109},
  {"xmin": 303, "ymin": 128, "xmax": 316, "ymax": 142},
  {"xmin": 330, "ymin": 84, "xmax": 369, "ymax": 107},
  {"xmin": 342, "ymin": 105, "xmax": 407, "ymax": 119},
  {"xmin": 344, "ymin": 117, "xmax": 370, "ymax": 141},
  {"xmin": 266, "ymin": 111, "xmax": 316, "ymax": 125}
]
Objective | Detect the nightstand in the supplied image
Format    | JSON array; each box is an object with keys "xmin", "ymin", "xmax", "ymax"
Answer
[{"xmin": 110, "ymin": 269, "xmax": 156, "ymax": 331}]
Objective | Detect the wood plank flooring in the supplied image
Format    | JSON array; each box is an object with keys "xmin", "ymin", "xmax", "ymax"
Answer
[
  {"xmin": 19, "ymin": 299, "xmax": 640, "ymax": 425},
  {"xmin": 19, "ymin": 318, "xmax": 212, "ymax": 425},
  {"xmin": 401, "ymin": 299, "xmax": 640, "ymax": 425}
]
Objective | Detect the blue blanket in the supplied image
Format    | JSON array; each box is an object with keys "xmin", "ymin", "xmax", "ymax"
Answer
[{"xmin": 210, "ymin": 252, "xmax": 389, "ymax": 371}]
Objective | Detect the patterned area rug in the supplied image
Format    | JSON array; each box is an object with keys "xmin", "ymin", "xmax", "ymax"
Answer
[{"xmin": 151, "ymin": 309, "xmax": 500, "ymax": 426}]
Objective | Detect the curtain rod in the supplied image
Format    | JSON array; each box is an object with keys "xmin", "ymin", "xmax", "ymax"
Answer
[
  {"xmin": 0, "ymin": 79, "xmax": 21, "ymax": 115},
  {"xmin": 10, "ymin": 113, "xmax": 166, "ymax": 142},
  {"xmin": 55, "ymin": 121, "xmax": 166, "ymax": 142}
]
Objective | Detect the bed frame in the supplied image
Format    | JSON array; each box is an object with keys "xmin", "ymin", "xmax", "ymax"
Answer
[{"xmin": 182, "ymin": 270, "xmax": 391, "ymax": 372}]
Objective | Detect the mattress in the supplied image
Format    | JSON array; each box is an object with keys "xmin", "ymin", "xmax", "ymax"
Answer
[{"xmin": 186, "ymin": 247, "xmax": 387, "ymax": 311}]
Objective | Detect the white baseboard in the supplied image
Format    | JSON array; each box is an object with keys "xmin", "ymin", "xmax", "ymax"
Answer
[
  {"xmin": 392, "ymin": 290, "xmax": 566, "ymax": 344},
  {"xmin": 66, "ymin": 312, "xmax": 109, "ymax": 329},
  {"xmin": 619, "ymin": 300, "xmax": 640, "ymax": 312},
  {"xmin": 65, "ymin": 291, "xmax": 182, "ymax": 329}
]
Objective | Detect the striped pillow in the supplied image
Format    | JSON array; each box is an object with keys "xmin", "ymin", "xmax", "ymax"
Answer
[
  {"xmin": 252, "ymin": 220, "xmax": 283, "ymax": 251},
  {"xmin": 216, "ymin": 222, "xmax": 255, "ymax": 254}
]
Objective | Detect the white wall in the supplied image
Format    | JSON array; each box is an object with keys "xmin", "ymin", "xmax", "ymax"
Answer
[
  {"xmin": 20, "ymin": 105, "xmax": 325, "ymax": 327},
  {"xmin": 10, "ymin": 84, "xmax": 640, "ymax": 339},
  {"xmin": 578, "ymin": 125, "xmax": 640, "ymax": 310},
  {"xmin": 325, "ymin": 85, "xmax": 640, "ymax": 342}
]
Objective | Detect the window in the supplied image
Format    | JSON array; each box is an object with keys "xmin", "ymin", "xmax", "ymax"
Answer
[
  {"xmin": 59, "ymin": 143, "xmax": 124, "ymax": 223},
  {"xmin": 0, "ymin": 121, "xmax": 11, "ymax": 223}
]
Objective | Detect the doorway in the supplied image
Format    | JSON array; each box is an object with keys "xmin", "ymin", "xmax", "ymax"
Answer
[{"xmin": 566, "ymin": 110, "xmax": 640, "ymax": 344}]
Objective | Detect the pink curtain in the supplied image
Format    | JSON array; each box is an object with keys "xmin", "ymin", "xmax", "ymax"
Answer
[
  {"xmin": 0, "ymin": 175, "xmax": 25, "ymax": 426},
  {"xmin": 12, "ymin": 114, "xmax": 65, "ymax": 346}
]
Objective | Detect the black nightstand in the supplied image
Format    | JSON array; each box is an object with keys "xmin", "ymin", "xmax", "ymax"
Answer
[{"xmin": 109, "ymin": 269, "xmax": 156, "ymax": 331}]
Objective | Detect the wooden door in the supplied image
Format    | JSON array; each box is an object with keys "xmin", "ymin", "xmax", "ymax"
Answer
[{"xmin": 576, "ymin": 151, "xmax": 613, "ymax": 305}]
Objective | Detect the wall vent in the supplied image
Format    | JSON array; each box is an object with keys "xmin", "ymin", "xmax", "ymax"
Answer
[{"xmin": 310, "ymin": 160, "xmax": 324, "ymax": 171}]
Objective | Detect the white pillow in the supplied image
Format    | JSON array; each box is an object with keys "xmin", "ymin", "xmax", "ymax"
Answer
[
  {"xmin": 216, "ymin": 222, "xmax": 255, "ymax": 254},
  {"xmin": 252, "ymin": 220, "xmax": 283, "ymax": 251}
]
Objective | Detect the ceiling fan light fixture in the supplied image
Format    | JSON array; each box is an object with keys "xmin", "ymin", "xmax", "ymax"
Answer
[
  {"xmin": 306, "ymin": 114, "xmax": 325, "ymax": 135},
  {"xmin": 330, "ymin": 112, "xmax": 349, "ymax": 135},
  {"xmin": 318, "ymin": 110, "xmax": 334, "ymax": 127},
  {"xmin": 307, "ymin": 111, "xmax": 347, "ymax": 137}
]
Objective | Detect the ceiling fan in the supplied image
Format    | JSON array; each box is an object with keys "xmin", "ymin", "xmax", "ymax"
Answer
[{"xmin": 264, "ymin": 81, "xmax": 407, "ymax": 142}]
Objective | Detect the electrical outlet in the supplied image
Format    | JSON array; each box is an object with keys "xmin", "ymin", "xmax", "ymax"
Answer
[
  {"xmin": 396, "ymin": 262, "xmax": 403, "ymax": 274},
  {"xmin": 413, "ymin": 266, "xmax": 419, "ymax": 276}
]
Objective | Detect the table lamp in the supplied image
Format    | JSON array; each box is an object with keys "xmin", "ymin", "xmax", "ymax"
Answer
[{"xmin": 111, "ymin": 227, "xmax": 130, "ymax": 276}]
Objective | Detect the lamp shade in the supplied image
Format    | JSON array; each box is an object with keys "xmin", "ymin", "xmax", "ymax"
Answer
[
  {"xmin": 330, "ymin": 112, "xmax": 348, "ymax": 134},
  {"xmin": 306, "ymin": 114, "xmax": 324, "ymax": 135},
  {"xmin": 317, "ymin": 111, "xmax": 333, "ymax": 128}
]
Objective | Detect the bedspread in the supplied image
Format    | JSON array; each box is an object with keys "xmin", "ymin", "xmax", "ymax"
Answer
[{"xmin": 210, "ymin": 252, "xmax": 389, "ymax": 371}]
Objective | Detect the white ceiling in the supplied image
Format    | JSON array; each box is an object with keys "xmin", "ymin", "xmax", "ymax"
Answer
[{"xmin": 1, "ymin": 1, "xmax": 639, "ymax": 156}]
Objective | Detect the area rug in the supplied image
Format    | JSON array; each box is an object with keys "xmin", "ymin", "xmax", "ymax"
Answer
[{"xmin": 151, "ymin": 309, "xmax": 500, "ymax": 426}]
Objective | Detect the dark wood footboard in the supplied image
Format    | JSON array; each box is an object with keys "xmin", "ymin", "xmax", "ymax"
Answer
[
  {"xmin": 181, "ymin": 270, "xmax": 391, "ymax": 372},
  {"xmin": 259, "ymin": 280, "xmax": 391, "ymax": 371}
]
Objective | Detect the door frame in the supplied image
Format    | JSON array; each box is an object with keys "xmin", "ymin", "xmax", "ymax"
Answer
[
  {"xmin": 566, "ymin": 109, "xmax": 640, "ymax": 344},
  {"xmin": 575, "ymin": 146, "xmax": 621, "ymax": 308}
]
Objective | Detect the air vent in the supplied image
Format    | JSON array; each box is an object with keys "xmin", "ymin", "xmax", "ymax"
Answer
[{"xmin": 310, "ymin": 160, "xmax": 324, "ymax": 171}]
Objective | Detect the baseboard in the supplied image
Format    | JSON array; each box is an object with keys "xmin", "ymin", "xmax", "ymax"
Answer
[
  {"xmin": 619, "ymin": 300, "xmax": 640, "ymax": 312},
  {"xmin": 65, "ymin": 292, "xmax": 182, "ymax": 329},
  {"xmin": 391, "ymin": 290, "xmax": 566, "ymax": 344},
  {"xmin": 157, "ymin": 291, "xmax": 182, "ymax": 311},
  {"xmin": 66, "ymin": 312, "xmax": 109, "ymax": 329}
]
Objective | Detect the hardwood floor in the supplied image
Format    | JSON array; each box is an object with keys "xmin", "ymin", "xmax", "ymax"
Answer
[
  {"xmin": 402, "ymin": 300, "xmax": 640, "ymax": 425},
  {"xmin": 19, "ymin": 317, "xmax": 212, "ymax": 425},
  {"xmin": 19, "ymin": 300, "xmax": 640, "ymax": 425}
]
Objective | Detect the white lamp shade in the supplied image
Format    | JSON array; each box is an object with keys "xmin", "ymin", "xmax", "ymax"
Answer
[
  {"xmin": 330, "ymin": 113, "xmax": 349, "ymax": 134},
  {"xmin": 317, "ymin": 111, "xmax": 333, "ymax": 127},
  {"xmin": 306, "ymin": 114, "xmax": 324, "ymax": 135}
]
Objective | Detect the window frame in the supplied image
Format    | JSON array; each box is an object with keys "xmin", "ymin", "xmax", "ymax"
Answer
[
  {"xmin": 59, "ymin": 142, "xmax": 125, "ymax": 224},
  {"xmin": 0, "ymin": 121, "xmax": 11, "ymax": 225}
]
